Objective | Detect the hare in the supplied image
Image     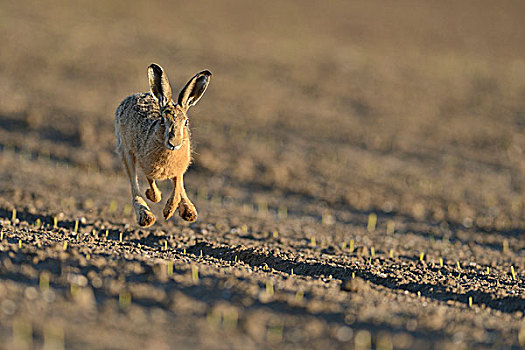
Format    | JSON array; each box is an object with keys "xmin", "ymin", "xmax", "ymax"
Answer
[{"xmin": 115, "ymin": 63, "xmax": 211, "ymax": 227}]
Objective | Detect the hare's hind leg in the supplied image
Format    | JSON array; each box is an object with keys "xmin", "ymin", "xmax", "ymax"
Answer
[
  {"xmin": 163, "ymin": 177, "xmax": 181, "ymax": 220},
  {"xmin": 178, "ymin": 175, "xmax": 198, "ymax": 222},
  {"xmin": 121, "ymin": 151, "xmax": 155, "ymax": 227},
  {"xmin": 145, "ymin": 177, "xmax": 162, "ymax": 203}
]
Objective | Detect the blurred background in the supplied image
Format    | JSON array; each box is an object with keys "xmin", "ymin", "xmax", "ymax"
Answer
[{"xmin": 1, "ymin": 0, "xmax": 525, "ymax": 228}]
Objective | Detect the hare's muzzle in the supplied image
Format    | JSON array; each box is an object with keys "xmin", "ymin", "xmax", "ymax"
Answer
[{"xmin": 166, "ymin": 141, "xmax": 182, "ymax": 151}]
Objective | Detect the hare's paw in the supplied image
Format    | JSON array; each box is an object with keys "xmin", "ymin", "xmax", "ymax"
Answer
[
  {"xmin": 145, "ymin": 188, "xmax": 162, "ymax": 203},
  {"xmin": 178, "ymin": 201, "xmax": 198, "ymax": 222},
  {"xmin": 137, "ymin": 209, "xmax": 156, "ymax": 227},
  {"xmin": 163, "ymin": 196, "xmax": 180, "ymax": 220},
  {"xmin": 133, "ymin": 196, "xmax": 156, "ymax": 227}
]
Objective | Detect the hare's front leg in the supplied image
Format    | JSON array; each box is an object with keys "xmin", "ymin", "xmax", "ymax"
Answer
[
  {"xmin": 163, "ymin": 177, "xmax": 181, "ymax": 220},
  {"xmin": 178, "ymin": 175, "xmax": 198, "ymax": 222},
  {"xmin": 121, "ymin": 151, "xmax": 155, "ymax": 227},
  {"xmin": 145, "ymin": 177, "xmax": 162, "ymax": 203}
]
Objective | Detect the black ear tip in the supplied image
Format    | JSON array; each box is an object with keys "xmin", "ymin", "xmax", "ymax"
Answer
[
  {"xmin": 148, "ymin": 63, "xmax": 164, "ymax": 73},
  {"xmin": 201, "ymin": 70, "xmax": 212, "ymax": 77}
]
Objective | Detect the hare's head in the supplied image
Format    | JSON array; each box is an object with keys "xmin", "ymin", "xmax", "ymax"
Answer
[{"xmin": 148, "ymin": 63, "xmax": 211, "ymax": 151}]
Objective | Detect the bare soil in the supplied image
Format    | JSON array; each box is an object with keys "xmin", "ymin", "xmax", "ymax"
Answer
[{"xmin": 0, "ymin": 0, "xmax": 524, "ymax": 349}]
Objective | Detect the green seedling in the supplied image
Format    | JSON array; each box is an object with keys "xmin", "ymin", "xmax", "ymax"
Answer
[
  {"xmin": 503, "ymin": 239, "xmax": 509, "ymax": 253},
  {"xmin": 73, "ymin": 220, "xmax": 78, "ymax": 234},
  {"xmin": 341, "ymin": 242, "xmax": 346, "ymax": 250},
  {"xmin": 105, "ymin": 229, "xmax": 109, "ymax": 238},
  {"xmin": 241, "ymin": 225, "xmax": 248, "ymax": 233},
  {"xmin": 350, "ymin": 240, "xmax": 354, "ymax": 253},
  {"xmin": 272, "ymin": 230, "xmax": 279, "ymax": 238},
  {"xmin": 86, "ymin": 254, "xmax": 90, "ymax": 260},
  {"xmin": 192, "ymin": 265, "xmax": 199, "ymax": 282},
  {"xmin": 11, "ymin": 209, "xmax": 16, "ymax": 222},
  {"xmin": 39, "ymin": 272, "xmax": 49, "ymax": 292},
  {"xmin": 257, "ymin": 201, "xmax": 268, "ymax": 215},
  {"xmin": 267, "ymin": 323, "xmax": 284, "ymax": 343},
  {"xmin": 164, "ymin": 241, "xmax": 168, "ymax": 250},
  {"xmin": 511, "ymin": 266, "xmax": 516, "ymax": 280},
  {"xmin": 123, "ymin": 204, "xmax": 132, "ymax": 216},
  {"xmin": 310, "ymin": 237, "xmax": 316, "ymax": 248},
  {"xmin": 223, "ymin": 309, "xmax": 239, "ymax": 329},
  {"xmin": 18, "ymin": 240, "xmax": 22, "ymax": 248},
  {"xmin": 119, "ymin": 232, "xmax": 123, "ymax": 242},
  {"xmin": 199, "ymin": 250, "xmax": 203, "ymax": 258},
  {"xmin": 12, "ymin": 318, "xmax": 33, "ymax": 349},
  {"xmin": 295, "ymin": 290, "xmax": 303, "ymax": 302},
  {"xmin": 457, "ymin": 261, "xmax": 461, "ymax": 270},
  {"xmin": 63, "ymin": 242, "xmax": 68, "ymax": 251},
  {"xmin": 468, "ymin": 296, "xmax": 473, "ymax": 307},
  {"xmin": 291, "ymin": 268, "xmax": 294, "ymax": 275},
  {"xmin": 234, "ymin": 255, "xmax": 238, "ymax": 263},
  {"xmin": 352, "ymin": 272, "xmax": 355, "ymax": 279},
  {"xmin": 109, "ymin": 200, "xmax": 118, "ymax": 213},
  {"xmin": 119, "ymin": 291, "xmax": 131, "ymax": 309},
  {"xmin": 1, "ymin": 231, "xmax": 3, "ymax": 240},
  {"xmin": 266, "ymin": 281, "xmax": 274, "ymax": 297},
  {"xmin": 183, "ymin": 248, "xmax": 187, "ymax": 254},
  {"xmin": 417, "ymin": 291, "xmax": 421, "ymax": 298},
  {"xmin": 420, "ymin": 252, "xmax": 425, "ymax": 262},
  {"xmin": 167, "ymin": 261, "xmax": 173, "ymax": 276},
  {"xmin": 486, "ymin": 266, "xmax": 490, "ymax": 274},
  {"xmin": 367, "ymin": 213, "xmax": 377, "ymax": 232},
  {"xmin": 70, "ymin": 284, "xmax": 80, "ymax": 297},
  {"xmin": 35, "ymin": 218, "xmax": 41, "ymax": 228},
  {"xmin": 439, "ymin": 258, "xmax": 443, "ymax": 267},
  {"xmin": 389, "ymin": 250, "xmax": 393, "ymax": 258},
  {"xmin": 371, "ymin": 247, "xmax": 375, "ymax": 257}
]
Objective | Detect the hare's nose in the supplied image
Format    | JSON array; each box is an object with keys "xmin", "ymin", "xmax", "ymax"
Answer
[{"xmin": 167, "ymin": 141, "xmax": 181, "ymax": 151}]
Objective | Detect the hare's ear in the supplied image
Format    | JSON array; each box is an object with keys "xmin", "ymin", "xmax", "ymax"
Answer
[
  {"xmin": 148, "ymin": 63, "xmax": 172, "ymax": 107},
  {"xmin": 178, "ymin": 70, "xmax": 212, "ymax": 111}
]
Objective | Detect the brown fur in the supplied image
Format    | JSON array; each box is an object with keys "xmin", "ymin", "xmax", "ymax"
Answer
[{"xmin": 115, "ymin": 64, "xmax": 211, "ymax": 227}]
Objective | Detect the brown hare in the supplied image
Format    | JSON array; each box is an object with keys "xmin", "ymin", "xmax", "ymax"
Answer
[{"xmin": 115, "ymin": 63, "xmax": 211, "ymax": 227}]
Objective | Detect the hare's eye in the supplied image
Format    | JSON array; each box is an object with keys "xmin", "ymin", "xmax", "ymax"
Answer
[{"xmin": 184, "ymin": 119, "xmax": 189, "ymax": 127}]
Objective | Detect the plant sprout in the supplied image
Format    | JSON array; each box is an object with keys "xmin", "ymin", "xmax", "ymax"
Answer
[
  {"xmin": 192, "ymin": 265, "xmax": 199, "ymax": 282},
  {"xmin": 168, "ymin": 261, "xmax": 173, "ymax": 276},
  {"xmin": 367, "ymin": 213, "xmax": 377, "ymax": 232},
  {"xmin": 266, "ymin": 281, "xmax": 274, "ymax": 297}
]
